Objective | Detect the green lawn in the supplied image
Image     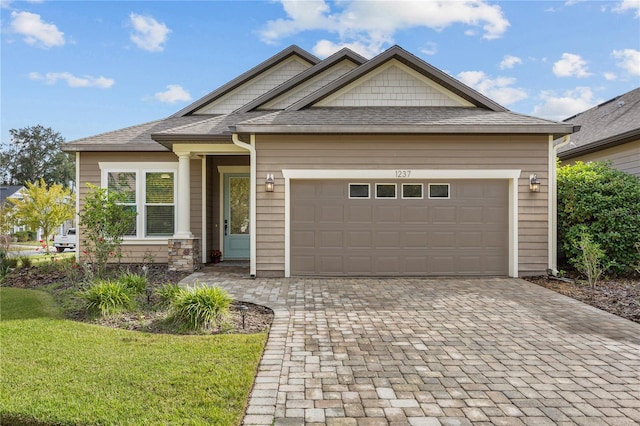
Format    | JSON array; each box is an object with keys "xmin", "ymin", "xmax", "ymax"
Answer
[{"xmin": 0, "ymin": 287, "xmax": 266, "ymax": 425}]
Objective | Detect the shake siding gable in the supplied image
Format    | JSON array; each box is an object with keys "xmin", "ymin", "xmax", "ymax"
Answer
[
  {"xmin": 261, "ymin": 60, "xmax": 359, "ymax": 109},
  {"xmin": 194, "ymin": 57, "xmax": 313, "ymax": 114},
  {"xmin": 255, "ymin": 135, "xmax": 549, "ymax": 276},
  {"xmin": 315, "ymin": 60, "xmax": 474, "ymax": 108}
]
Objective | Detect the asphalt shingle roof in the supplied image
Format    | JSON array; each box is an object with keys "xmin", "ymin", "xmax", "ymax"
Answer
[
  {"xmin": 233, "ymin": 107, "xmax": 575, "ymax": 135},
  {"xmin": 61, "ymin": 116, "xmax": 218, "ymax": 151},
  {"xmin": 558, "ymin": 87, "xmax": 640, "ymax": 157}
]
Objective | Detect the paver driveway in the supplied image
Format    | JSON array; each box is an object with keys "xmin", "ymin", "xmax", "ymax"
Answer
[{"xmin": 182, "ymin": 270, "xmax": 640, "ymax": 425}]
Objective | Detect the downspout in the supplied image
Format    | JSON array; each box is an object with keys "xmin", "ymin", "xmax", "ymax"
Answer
[
  {"xmin": 232, "ymin": 133, "xmax": 257, "ymax": 278},
  {"xmin": 549, "ymin": 134, "xmax": 571, "ymax": 276}
]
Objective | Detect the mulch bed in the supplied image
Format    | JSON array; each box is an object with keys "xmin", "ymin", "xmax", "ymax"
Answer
[
  {"xmin": 523, "ymin": 275, "xmax": 640, "ymax": 324},
  {"xmin": 2, "ymin": 263, "xmax": 274, "ymax": 335}
]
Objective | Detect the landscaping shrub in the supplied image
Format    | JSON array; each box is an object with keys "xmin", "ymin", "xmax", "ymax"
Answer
[
  {"xmin": 118, "ymin": 272, "xmax": 148, "ymax": 294},
  {"xmin": 558, "ymin": 161, "xmax": 640, "ymax": 274},
  {"xmin": 170, "ymin": 284, "xmax": 232, "ymax": 330},
  {"xmin": 156, "ymin": 283, "xmax": 181, "ymax": 307},
  {"xmin": 81, "ymin": 280, "xmax": 133, "ymax": 316},
  {"xmin": 570, "ymin": 228, "xmax": 611, "ymax": 287},
  {"xmin": 18, "ymin": 256, "xmax": 32, "ymax": 269}
]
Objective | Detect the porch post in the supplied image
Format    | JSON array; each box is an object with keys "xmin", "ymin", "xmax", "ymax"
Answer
[{"xmin": 174, "ymin": 152, "xmax": 192, "ymax": 238}]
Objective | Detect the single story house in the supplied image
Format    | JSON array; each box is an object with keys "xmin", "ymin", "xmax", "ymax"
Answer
[
  {"xmin": 1, "ymin": 185, "xmax": 27, "ymax": 235},
  {"xmin": 62, "ymin": 45, "xmax": 577, "ymax": 278},
  {"xmin": 557, "ymin": 87, "xmax": 640, "ymax": 177}
]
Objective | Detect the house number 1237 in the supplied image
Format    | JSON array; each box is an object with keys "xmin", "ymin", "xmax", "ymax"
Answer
[{"xmin": 395, "ymin": 170, "xmax": 411, "ymax": 178}]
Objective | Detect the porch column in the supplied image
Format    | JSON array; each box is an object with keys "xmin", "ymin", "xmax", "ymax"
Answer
[{"xmin": 174, "ymin": 152, "xmax": 192, "ymax": 238}]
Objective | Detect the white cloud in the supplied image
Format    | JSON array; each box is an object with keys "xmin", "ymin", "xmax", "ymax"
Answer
[
  {"xmin": 552, "ymin": 53, "xmax": 591, "ymax": 78},
  {"xmin": 532, "ymin": 87, "xmax": 600, "ymax": 120},
  {"xmin": 457, "ymin": 70, "xmax": 528, "ymax": 106},
  {"xmin": 613, "ymin": 0, "xmax": 640, "ymax": 17},
  {"xmin": 29, "ymin": 71, "xmax": 114, "ymax": 88},
  {"xmin": 499, "ymin": 55, "xmax": 522, "ymax": 69},
  {"xmin": 612, "ymin": 48, "xmax": 640, "ymax": 76},
  {"xmin": 604, "ymin": 72, "xmax": 618, "ymax": 80},
  {"xmin": 260, "ymin": 0, "xmax": 509, "ymax": 57},
  {"xmin": 420, "ymin": 42, "xmax": 438, "ymax": 56},
  {"xmin": 129, "ymin": 13, "xmax": 170, "ymax": 52},
  {"xmin": 312, "ymin": 38, "xmax": 389, "ymax": 59},
  {"xmin": 154, "ymin": 84, "xmax": 191, "ymax": 103},
  {"xmin": 10, "ymin": 11, "xmax": 64, "ymax": 48}
]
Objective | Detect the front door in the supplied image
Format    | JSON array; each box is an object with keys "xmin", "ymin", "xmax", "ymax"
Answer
[{"xmin": 223, "ymin": 173, "xmax": 250, "ymax": 259}]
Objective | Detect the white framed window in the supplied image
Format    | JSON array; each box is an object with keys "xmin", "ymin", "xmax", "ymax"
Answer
[
  {"xmin": 428, "ymin": 183, "xmax": 450, "ymax": 199},
  {"xmin": 402, "ymin": 183, "xmax": 423, "ymax": 199},
  {"xmin": 375, "ymin": 183, "xmax": 397, "ymax": 199},
  {"xmin": 101, "ymin": 163, "xmax": 178, "ymax": 239},
  {"xmin": 349, "ymin": 183, "xmax": 370, "ymax": 199}
]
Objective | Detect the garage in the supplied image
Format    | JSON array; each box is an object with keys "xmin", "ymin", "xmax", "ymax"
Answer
[{"xmin": 290, "ymin": 179, "xmax": 509, "ymax": 276}]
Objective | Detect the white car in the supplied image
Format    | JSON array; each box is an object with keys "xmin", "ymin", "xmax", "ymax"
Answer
[{"xmin": 53, "ymin": 228, "xmax": 76, "ymax": 252}]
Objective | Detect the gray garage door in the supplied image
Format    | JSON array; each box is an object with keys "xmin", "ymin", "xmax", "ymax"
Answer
[{"xmin": 291, "ymin": 179, "xmax": 508, "ymax": 276}]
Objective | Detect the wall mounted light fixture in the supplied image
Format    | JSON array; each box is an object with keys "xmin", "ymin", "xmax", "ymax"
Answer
[
  {"xmin": 265, "ymin": 173, "xmax": 275, "ymax": 192},
  {"xmin": 529, "ymin": 174, "xmax": 541, "ymax": 192}
]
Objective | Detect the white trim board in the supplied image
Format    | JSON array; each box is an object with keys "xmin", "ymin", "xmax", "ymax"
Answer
[{"xmin": 282, "ymin": 168, "xmax": 521, "ymax": 278}]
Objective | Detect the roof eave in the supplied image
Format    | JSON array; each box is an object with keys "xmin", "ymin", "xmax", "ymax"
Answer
[
  {"xmin": 558, "ymin": 128, "xmax": 640, "ymax": 160},
  {"xmin": 233, "ymin": 124, "xmax": 577, "ymax": 135},
  {"xmin": 60, "ymin": 144, "xmax": 170, "ymax": 152}
]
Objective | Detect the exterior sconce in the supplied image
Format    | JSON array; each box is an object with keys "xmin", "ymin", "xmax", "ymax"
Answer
[
  {"xmin": 265, "ymin": 174, "xmax": 275, "ymax": 192},
  {"xmin": 529, "ymin": 174, "xmax": 541, "ymax": 192}
]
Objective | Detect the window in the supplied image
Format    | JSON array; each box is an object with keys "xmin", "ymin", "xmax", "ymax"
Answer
[
  {"xmin": 108, "ymin": 172, "xmax": 137, "ymax": 236},
  {"xmin": 145, "ymin": 172, "xmax": 175, "ymax": 236},
  {"xmin": 429, "ymin": 183, "xmax": 450, "ymax": 199},
  {"xmin": 349, "ymin": 183, "xmax": 370, "ymax": 199},
  {"xmin": 376, "ymin": 183, "xmax": 396, "ymax": 199},
  {"xmin": 102, "ymin": 164, "xmax": 177, "ymax": 239},
  {"xmin": 402, "ymin": 183, "xmax": 423, "ymax": 199}
]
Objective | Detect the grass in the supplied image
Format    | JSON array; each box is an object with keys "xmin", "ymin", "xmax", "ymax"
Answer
[{"xmin": 0, "ymin": 287, "xmax": 267, "ymax": 425}]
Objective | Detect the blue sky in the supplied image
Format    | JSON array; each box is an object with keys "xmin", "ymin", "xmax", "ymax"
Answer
[{"xmin": 1, "ymin": 0, "xmax": 639, "ymax": 144}]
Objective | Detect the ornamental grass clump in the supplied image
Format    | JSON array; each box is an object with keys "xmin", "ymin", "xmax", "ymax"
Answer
[
  {"xmin": 171, "ymin": 284, "xmax": 232, "ymax": 331},
  {"xmin": 81, "ymin": 280, "xmax": 133, "ymax": 317},
  {"xmin": 156, "ymin": 283, "xmax": 181, "ymax": 307},
  {"xmin": 118, "ymin": 272, "xmax": 148, "ymax": 294}
]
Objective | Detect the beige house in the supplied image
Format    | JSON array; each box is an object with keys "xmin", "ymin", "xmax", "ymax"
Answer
[
  {"xmin": 557, "ymin": 87, "xmax": 640, "ymax": 177},
  {"xmin": 62, "ymin": 45, "xmax": 576, "ymax": 278}
]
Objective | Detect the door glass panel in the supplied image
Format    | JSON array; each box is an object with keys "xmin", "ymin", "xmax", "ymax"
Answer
[{"xmin": 229, "ymin": 176, "xmax": 250, "ymax": 234}]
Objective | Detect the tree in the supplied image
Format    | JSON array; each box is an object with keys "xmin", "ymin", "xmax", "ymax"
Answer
[
  {"xmin": 78, "ymin": 184, "xmax": 137, "ymax": 278},
  {"xmin": 9, "ymin": 179, "xmax": 75, "ymax": 251},
  {"xmin": 2, "ymin": 125, "xmax": 74, "ymax": 186}
]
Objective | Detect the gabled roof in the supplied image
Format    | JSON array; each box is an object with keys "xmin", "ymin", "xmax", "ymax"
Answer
[
  {"xmin": 232, "ymin": 107, "xmax": 576, "ymax": 136},
  {"xmin": 234, "ymin": 48, "xmax": 367, "ymax": 113},
  {"xmin": 0, "ymin": 185, "xmax": 25, "ymax": 205},
  {"xmin": 558, "ymin": 87, "xmax": 640, "ymax": 159},
  {"xmin": 170, "ymin": 45, "xmax": 319, "ymax": 118},
  {"xmin": 286, "ymin": 45, "xmax": 507, "ymax": 112}
]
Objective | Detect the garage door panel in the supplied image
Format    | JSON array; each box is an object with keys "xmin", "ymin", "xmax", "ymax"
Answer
[
  {"xmin": 292, "ymin": 205, "xmax": 316, "ymax": 222},
  {"xmin": 319, "ymin": 230, "xmax": 343, "ymax": 248},
  {"xmin": 320, "ymin": 205, "xmax": 344, "ymax": 222},
  {"xmin": 431, "ymin": 206, "xmax": 457, "ymax": 224},
  {"xmin": 375, "ymin": 231, "xmax": 401, "ymax": 248},
  {"xmin": 292, "ymin": 230, "xmax": 315, "ymax": 248},
  {"xmin": 347, "ymin": 231, "xmax": 372, "ymax": 248},
  {"xmin": 375, "ymin": 206, "xmax": 401, "ymax": 223},
  {"xmin": 291, "ymin": 179, "xmax": 508, "ymax": 276},
  {"xmin": 348, "ymin": 205, "xmax": 373, "ymax": 223}
]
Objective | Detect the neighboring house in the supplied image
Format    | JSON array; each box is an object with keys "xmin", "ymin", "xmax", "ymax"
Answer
[
  {"xmin": 0, "ymin": 185, "xmax": 26, "ymax": 235},
  {"xmin": 62, "ymin": 45, "xmax": 576, "ymax": 278},
  {"xmin": 557, "ymin": 87, "xmax": 640, "ymax": 177}
]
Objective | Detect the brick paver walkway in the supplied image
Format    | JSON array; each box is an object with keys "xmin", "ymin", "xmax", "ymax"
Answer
[{"xmin": 182, "ymin": 268, "xmax": 640, "ymax": 425}]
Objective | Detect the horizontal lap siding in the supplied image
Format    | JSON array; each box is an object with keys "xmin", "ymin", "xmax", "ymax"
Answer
[
  {"xmin": 255, "ymin": 135, "xmax": 550, "ymax": 276},
  {"xmin": 564, "ymin": 139, "xmax": 640, "ymax": 178},
  {"xmin": 78, "ymin": 152, "xmax": 202, "ymax": 264}
]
